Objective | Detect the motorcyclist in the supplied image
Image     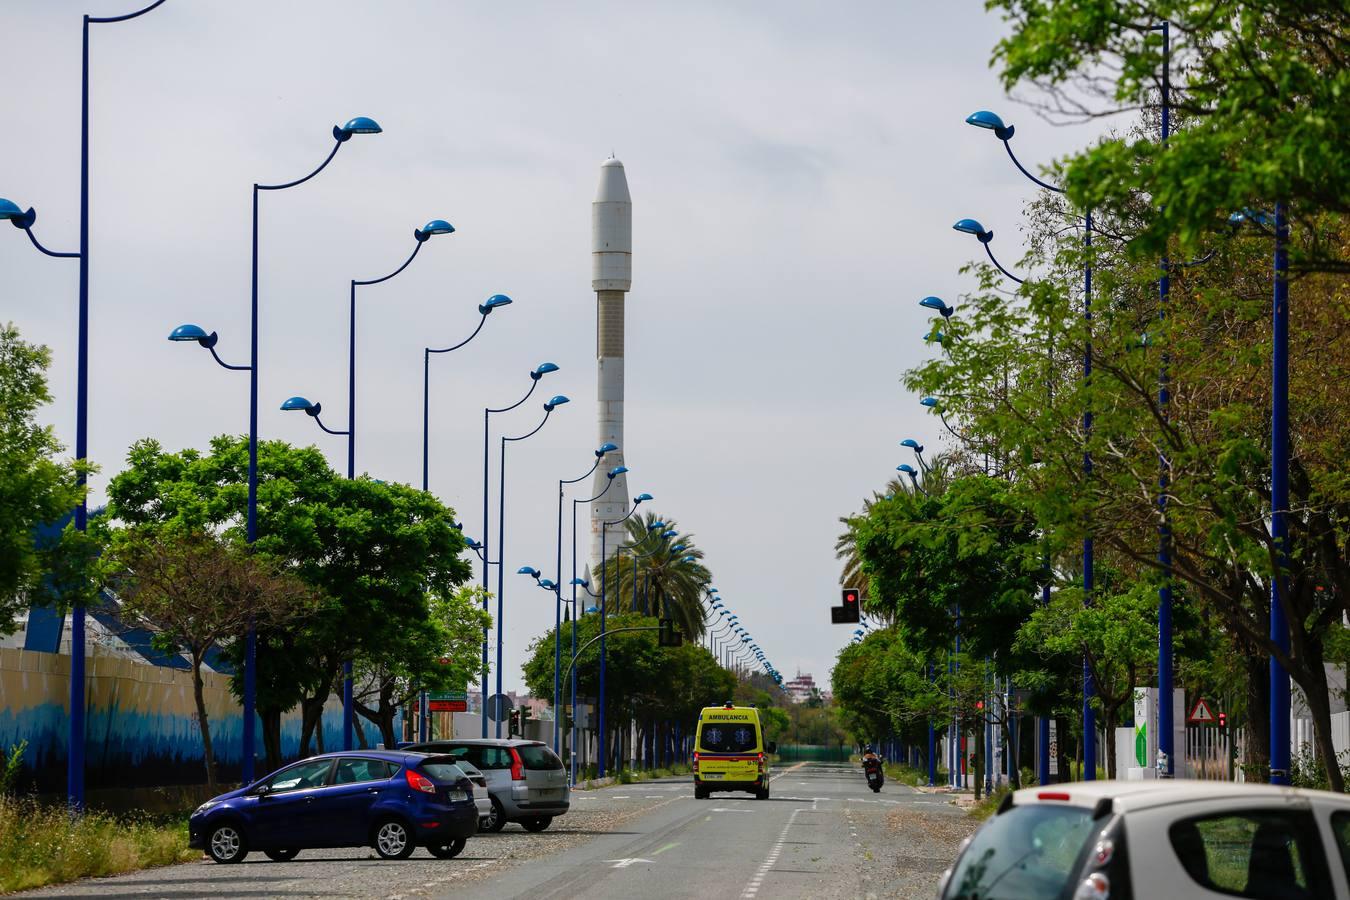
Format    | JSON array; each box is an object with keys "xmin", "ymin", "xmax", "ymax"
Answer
[
  {"xmin": 862, "ymin": 745, "xmax": 881, "ymax": 766},
  {"xmin": 862, "ymin": 745, "xmax": 884, "ymax": 791}
]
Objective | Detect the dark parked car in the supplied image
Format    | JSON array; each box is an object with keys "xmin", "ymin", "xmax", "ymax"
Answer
[{"xmin": 189, "ymin": 750, "xmax": 477, "ymax": 863}]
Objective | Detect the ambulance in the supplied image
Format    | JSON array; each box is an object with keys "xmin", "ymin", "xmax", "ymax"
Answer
[{"xmin": 692, "ymin": 703, "xmax": 776, "ymax": 799}]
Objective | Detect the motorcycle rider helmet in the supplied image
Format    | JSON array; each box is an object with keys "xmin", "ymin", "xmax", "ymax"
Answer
[{"xmin": 865, "ymin": 744, "xmax": 874, "ymax": 754}]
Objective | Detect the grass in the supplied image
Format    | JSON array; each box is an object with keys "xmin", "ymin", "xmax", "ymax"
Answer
[
  {"xmin": 968, "ymin": 785, "xmax": 1011, "ymax": 821},
  {"xmin": 615, "ymin": 763, "xmax": 692, "ymax": 785},
  {"xmin": 0, "ymin": 796, "xmax": 196, "ymax": 894},
  {"xmin": 882, "ymin": 762, "xmax": 929, "ymax": 787}
]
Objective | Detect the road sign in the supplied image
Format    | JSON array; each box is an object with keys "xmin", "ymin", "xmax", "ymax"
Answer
[
  {"xmin": 1048, "ymin": 720, "xmax": 1059, "ymax": 776},
  {"xmin": 487, "ymin": 693, "xmax": 514, "ymax": 722},
  {"xmin": 1188, "ymin": 697, "xmax": 1218, "ymax": 725},
  {"xmin": 427, "ymin": 690, "xmax": 468, "ymax": 713}
]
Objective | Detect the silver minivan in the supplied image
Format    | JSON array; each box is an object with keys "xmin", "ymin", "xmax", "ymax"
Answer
[{"xmin": 408, "ymin": 739, "xmax": 569, "ymax": 832}]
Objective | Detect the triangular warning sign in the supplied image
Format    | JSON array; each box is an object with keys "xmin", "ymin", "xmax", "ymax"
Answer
[{"xmin": 1187, "ymin": 697, "xmax": 1217, "ymax": 724}]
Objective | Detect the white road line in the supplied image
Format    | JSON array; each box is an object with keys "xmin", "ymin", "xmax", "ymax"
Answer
[{"xmin": 740, "ymin": 806, "xmax": 804, "ymax": 899}]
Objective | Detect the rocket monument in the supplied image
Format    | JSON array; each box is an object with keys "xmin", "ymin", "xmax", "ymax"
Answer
[{"xmin": 590, "ymin": 158, "xmax": 632, "ymax": 576}]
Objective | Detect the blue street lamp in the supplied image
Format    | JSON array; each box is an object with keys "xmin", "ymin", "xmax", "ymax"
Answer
[
  {"xmin": 566, "ymin": 465, "xmax": 627, "ymax": 782},
  {"xmin": 170, "ymin": 114, "xmax": 378, "ymax": 784},
  {"xmin": 480, "ymin": 362, "xmax": 559, "ymax": 736},
  {"xmin": 919, "ymin": 296, "xmax": 954, "ymax": 318},
  {"xmin": 5, "ymin": 0, "xmax": 172, "ymax": 809},
  {"xmin": 963, "ymin": 109, "xmax": 1096, "ymax": 784},
  {"xmin": 423, "ymin": 294, "xmax": 513, "ymax": 492},
  {"xmin": 494, "ymin": 395, "xmax": 569, "ymax": 737},
  {"xmin": 552, "ymin": 444, "xmax": 619, "ymax": 755},
  {"xmin": 598, "ymin": 491, "xmax": 652, "ymax": 777}
]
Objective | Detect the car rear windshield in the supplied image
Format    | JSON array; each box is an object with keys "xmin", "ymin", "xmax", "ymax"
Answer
[
  {"xmin": 416, "ymin": 758, "xmax": 466, "ymax": 783},
  {"xmin": 517, "ymin": 744, "xmax": 563, "ymax": 770},
  {"xmin": 699, "ymin": 722, "xmax": 758, "ymax": 753},
  {"xmin": 941, "ymin": 803, "xmax": 1096, "ymax": 899}
]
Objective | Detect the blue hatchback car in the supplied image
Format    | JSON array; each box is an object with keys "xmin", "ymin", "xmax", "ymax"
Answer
[{"xmin": 189, "ymin": 750, "xmax": 478, "ymax": 863}]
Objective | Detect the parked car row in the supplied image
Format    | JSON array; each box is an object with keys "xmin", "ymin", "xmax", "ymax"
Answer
[{"xmin": 189, "ymin": 738, "xmax": 569, "ymax": 864}]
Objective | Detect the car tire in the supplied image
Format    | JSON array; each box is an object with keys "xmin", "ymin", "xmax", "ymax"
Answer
[
  {"xmin": 520, "ymin": 817, "xmax": 552, "ymax": 832},
  {"xmin": 206, "ymin": 823, "xmax": 248, "ymax": 864},
  {"xmin": 427, "ymin": 838, "xmax": 467, "ymax": 859},
  {"xmin": 694, "ymin": 785, "xmax": 708, "ymax": 800},
  {"xmin": 756, "ymin": 783, "xmax": 770, "ymax": 800},
  {"xmin": 482, "ymin": 797, "xmax": 508, "ymax": 833},
  {"xmin": 373, "ymin": 818, "xmax": 417, "ymax": 860},
  {"xmin": 264, "ymin": 848, "xmax": 300, "ymax": 862}
]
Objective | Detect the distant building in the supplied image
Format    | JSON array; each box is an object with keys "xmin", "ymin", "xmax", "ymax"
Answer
[{"xmin": 784, "ymin": 671, "xmax": 819, "ymax": 704}]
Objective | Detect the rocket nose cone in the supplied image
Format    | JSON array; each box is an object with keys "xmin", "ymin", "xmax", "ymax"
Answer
[{"xmin": 596, "ymin": 158, "xmax": 631, "ymax": 204}]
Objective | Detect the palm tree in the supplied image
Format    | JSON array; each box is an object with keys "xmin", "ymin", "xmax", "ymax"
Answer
[{"xmin": 595, "ymin": 510, "xmax": 709, "ymax": 639}]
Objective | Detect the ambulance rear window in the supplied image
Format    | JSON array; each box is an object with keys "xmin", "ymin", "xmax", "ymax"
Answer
[{"xmin": 700, "ymin": 723, "xmax": 758, "ymax": 753}]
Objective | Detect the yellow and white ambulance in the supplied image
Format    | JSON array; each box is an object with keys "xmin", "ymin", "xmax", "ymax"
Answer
[{"xmin": 692, "ymin": 703, "xmax": 776, "ymax": 799}]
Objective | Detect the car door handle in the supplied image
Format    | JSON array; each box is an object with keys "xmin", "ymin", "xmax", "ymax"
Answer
[
  {"xmin": 304, "ymin": 796, "xmax": 316, "ymax": 803},
  {"xmin": 367, "ymin": 788, "xmax": 379, "ymax": 794}
]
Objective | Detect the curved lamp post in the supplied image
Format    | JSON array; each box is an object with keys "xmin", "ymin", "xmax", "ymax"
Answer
[
  {"xmin": 479, "ymin": 362, "xmax": 559, "ymax": 735},
  {"xmin": 493, "ymin": 395, "xmax": 570, "ymax": 737},
  {"xmin": 598, "ymin": 491, "xmax": 652, "ymax": 776},
  {"xmin": 962, "ymin": 110, "xmax": 1098, "ymax": 783},
  {"xmin": 170, "ymin": 114, "xmax": 378, "ymax": 781},
  {"xmin": 551, "ymin": 443, "xmax": 618, "ymax": 753},
  {"xmin": 4, "ymin": 0, "xmax": 172, "ymax": 809},
  {"xmin": 423, "ymin": 294, "xmax": 514, "ymax": 491}
]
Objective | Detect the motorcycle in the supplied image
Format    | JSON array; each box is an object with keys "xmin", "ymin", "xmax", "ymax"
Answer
[{"xmin": 863, "ymin": 757, "xmax": 884, "ymax": 793}]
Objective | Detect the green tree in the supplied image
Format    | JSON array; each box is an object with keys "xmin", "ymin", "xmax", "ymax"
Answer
[
  {"xmin": 595, "ymin": 511, "xmax": 711, "ymax": 639},
  {"xmin": 353, "ymin": 584, "xmax": 492, "ymax": 750},
  {"xmin": 0, "ymin": 324, "xmax": 91, "ymax": 629},
  {"xmin": 102, "ymin": 435, "xmax": 473, "ymax": 766},
  {"xmin": 101, "ymin": 528, "xmax": 316, "ymax": 791}
]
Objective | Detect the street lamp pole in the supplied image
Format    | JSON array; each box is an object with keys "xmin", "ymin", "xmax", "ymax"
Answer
[
  {"xmin": 495, "ymin": 396, "xmax": 570, "ymax": 737},
  {"xmin": 480, "ymin": 364, "xmax": 558, "ymax": 735},
  {"xmin": 1269, "ymin": 201, "xmax": 1291, "ymax": 785}
]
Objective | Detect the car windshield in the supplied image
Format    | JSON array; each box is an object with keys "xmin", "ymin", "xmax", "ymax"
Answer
[
  {"xmin": 518, "ymin": 744, "xmax": 563, "ymax": 770},
  {"xmin": 700, "ymin": 722, "xmax": 758, "ymax": 753},
  {"xmin": 942, "ymin": 803, "xmax": 1096, "ymax": 899}
]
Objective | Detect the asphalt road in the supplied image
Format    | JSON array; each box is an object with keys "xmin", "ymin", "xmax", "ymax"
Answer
[{"xmin": 22, "ymin": 762, "xmax": 975, "ymax": 900}]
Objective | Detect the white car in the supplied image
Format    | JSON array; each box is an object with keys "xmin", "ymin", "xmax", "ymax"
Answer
[{"xmin": 937, "ymin": 780, "xmax": 1350, "ymax": 900}]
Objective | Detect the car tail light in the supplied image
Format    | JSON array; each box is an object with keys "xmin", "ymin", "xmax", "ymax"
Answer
[
  {"xmin": 757, "ymin": 752, "xmax": 766, "ymax": 770},
  {"xmin": 1073, "ymin": 872, "xmax": 1110, "ymax": 900},
  {"xmin": 405, "ymin": 768, "xmax": 437, "ymax": 794},
  {"xmin": 509, "ymin": 747, "xmax": 526, "ymax": 781},
  {"xmin": 692, "ymin": 752, "xmax": 700, "ymax": 773}
]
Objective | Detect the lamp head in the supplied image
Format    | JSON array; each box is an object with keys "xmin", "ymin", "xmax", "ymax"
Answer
[
  {"xmin": 953, "ymin": 218, "xmax": 993, "ymax": 243},
  {"xmin": 0, "ymin": 198, "xmax": 36, "ymax": 229},
  {"xmin": 414, "ymin": 219, "xmax": 455, "ymax": 242},
  {"xmin": 538, "ymin": 578, "xmax": 556, "ymax": 590},
  {"xmin": 919, "ymin": 295, "xmax": 953, "ymax": 318},
  {"xmin": 670, "ymin": 544, "xmax": 686, "ymax": 553},
  {"xmin": 647, "ymin": 520, "xmax": 665, "ymax": 532},
  {"xmin": 683, "ymin": 555, "xmax": 697, "ymax": 562},
  {"xmin": 901, "ymin": 439, "xmax": 924, "ymax": 452},
  {"xmin": 280, "ymin": 396, "xmax": 321, "ymax": 417},
  {"xmin": 925, "ymin": 328, "xmax": 947, "ymax": 345},
  {"xmin": 167, "ymin": 323, "xmax": 219, "ymax": 349},
  {"xmin": 517, "ymin": 566, "xmax": 541, "ymax": 578},
  {"xmin": 570, "ymin": 577, "xmax": 590, "ymax": 587},
  {"xmin": 464, "ymin": 537, "xmax": 481, "ymax": 550},
  {"xmin": 531, "ymin": 361, "xmax": 560, "ymax": 380},
  {"xmin": 478, "ymin": 293, "xmax": 513, "ymax": 315},
  {"xmin": 585, "ymin": 605, "xmax": 599, "ymax": 614},
  {"xmin": 920, "ymin": 397, "xmax": 939, "ymax": 408},
  {"xmin": 596, "ymin": 441, "xmax": 619, "ymax": 457},
  {"xmin": 334, "ymin": 116, "xmax": 383, "ymax": 142},
  {"xmin": 662, "ymin": 530, "xmax": 678, "ymax": 539},
  {"xmin": 635, "ymin": 493, "xmax": 653, "ymax": 503},
  {"xmin": 607, "ymin": 465, "xmax": 629, "ymax": 479},
  {"xmin": 544, "ymin": 395, "xmax": 569, "ymax": 412},
  {"xmin": 965, "ymin": 110, "xmax": 1014, "ymax": 140},
  {"xmin": 897, "ymin": 464, "xmax": 918, "ymax": 475}
]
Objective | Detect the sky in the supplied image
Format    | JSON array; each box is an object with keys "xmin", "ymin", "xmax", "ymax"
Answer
[{"xmin": 2, "ymin": 1, "xmax": 1108, "ymax": 694}]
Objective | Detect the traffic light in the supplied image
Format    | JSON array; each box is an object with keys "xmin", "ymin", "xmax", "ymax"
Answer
[
  {"xmin": 508, "ymin": 708, "xmax": 522, "ymax": 736},
  {"xmin": 658, "ymin": 618, "xmax": 683, "ymax": 647},
  {"xmin": 831, "ymin": 587, "xmax": 861, "ymax": 624}
]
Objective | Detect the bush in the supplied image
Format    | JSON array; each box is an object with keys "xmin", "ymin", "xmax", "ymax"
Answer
[
  {"xmin": 0, "ymin": 741, "xmax": 26, "ymax": 797},
  {"xmin": 0, "ymin": 797, "xmax": 196, "ymax": 893}
]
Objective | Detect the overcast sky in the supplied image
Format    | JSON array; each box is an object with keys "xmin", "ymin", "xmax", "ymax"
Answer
[{"xmin": 4, "ymin": 1, "xmax": 1107, "ymax": 694}]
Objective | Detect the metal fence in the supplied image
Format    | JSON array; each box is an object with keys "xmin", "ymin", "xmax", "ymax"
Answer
[{"xmin": 1185, "ymin": 726, "xmax": 1245, "ymax": 782}]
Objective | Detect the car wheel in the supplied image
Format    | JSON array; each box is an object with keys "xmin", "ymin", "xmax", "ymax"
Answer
[
  {"xmin": 520, "ymin": 817, "xmax": 552, "ymax": 832},
  {"xmin": 373, "ymin": 818, "xmax": 416, "ymax": 860},
  {"xmin": 482, "ymin": 797, "xmax": 508, "ymax": 833},
  {"xmin": 427, "ymin": 838, "xmax": 467, "ymax": 859},
  {"xmin": 264, "ymin": 848, "xmax": 300, "ymax": 862},
  {"xmin": 694, "ymin": 785, "xmax": 708, "ymax": 800},
  {"xmin": 206, "ymin": 823, "xmax": 248, "ymax": 864},
  {"xmin": 756, "ymin": 784, "xmax": 770, "ymax": 800}
]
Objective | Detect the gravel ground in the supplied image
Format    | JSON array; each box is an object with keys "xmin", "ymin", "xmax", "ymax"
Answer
[{"xmin": 844, "ymin": 794, "xmax": 978, "ymax": 899}]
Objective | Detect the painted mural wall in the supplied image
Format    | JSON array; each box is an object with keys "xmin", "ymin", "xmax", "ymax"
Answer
[{"xmin": 0, "ymin": 647, "xmax": 359, "ymax": 793}]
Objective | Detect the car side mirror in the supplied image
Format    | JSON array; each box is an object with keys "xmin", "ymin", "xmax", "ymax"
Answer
[
  {"xmin": 766, "ymin": 741, "xmax": 777, "ymax": 754},
  {"xmin": 254, "ymin": 784, "xmax": 271, "ymax": 798}
]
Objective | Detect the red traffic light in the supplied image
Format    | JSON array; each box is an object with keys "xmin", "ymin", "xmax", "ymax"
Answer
[{"xmin": 842, "ymin": 588, "xmax": 860, "ymax": 605}]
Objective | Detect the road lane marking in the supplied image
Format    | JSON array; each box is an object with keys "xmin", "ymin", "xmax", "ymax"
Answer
[
  {"xmin": 740, "ymin": 806, "xmax": 805, "ymax": 898},
  {"xmin": 605, "ymin": 857, "xmax": 655, "ymax": 868},
  {"xmin": 711, "ymin": 808, "xmax": 753, "ymax": 813},
  {"xmin": 652, "ymin": 842, "xmax": 680, "ymax": 856}
]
